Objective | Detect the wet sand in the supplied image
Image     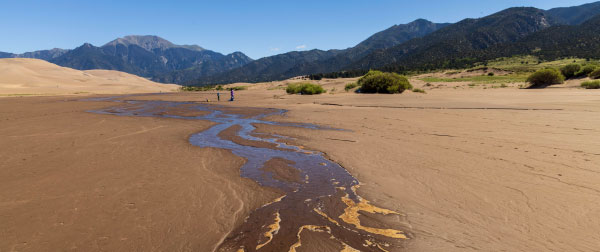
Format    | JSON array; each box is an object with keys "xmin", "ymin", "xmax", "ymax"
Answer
[
  {"xmin": 219, "ymin": 83, "xmax": 600, "ymax": 252},
  {"xmin": 0, "ymin": 96, "xmax": 281, "ymax": 251},
  {"xmin": 128, "ymin": 80, "xmax": 600, "ymax": 251},
  {"xmin": 261, "ymin": 158, "xmax": 301, "ymax": 183},
  {"xmin": 1, "ymin": 79, "xmax": 600, "ymax": 251},
  {"xmin": 85, "ymin": 97, "xmax": 408, "ymax": 251}
]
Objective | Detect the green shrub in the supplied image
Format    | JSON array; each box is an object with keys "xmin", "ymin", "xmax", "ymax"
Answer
[
  {"xmin": 357, "ymin": 70, "xmax": 412, "ymax": 94},
  {"xmin": 412, "ymin": 88, "xmax": 426, "ymax": 93},
  {"xmin": 560, "ymin": 63, "xmax": 581, "ymax": 79},
  {"xmin": 575, "ymin": 65, "xmax": 597, "ymax": 77},
  {"xmin": 216, "ymin": 85, "xmax": 224, "ymax": 91},
  {"xmin": 581, "ymin": 80, "xmax": 600, "ymax": 89},
  {"xmin": 589, "ymin": 68, "xmax": 600, "ymax": 79},
  {"xmin": 286, "ymin": 82, "xmax": 325, "ymax": 95},
  {"xmin": 230, "ymin": 86, "xmax": 247, "ymax": 91},
  {"xmin": 526, "ymin": 68, "xmax": 564, "ymax": 88},
  {"xmin": 181, "ymin": 85, "xmax": 216, "ymax": 91},
  {"xmin": 344, "ymin": 82, "xmax": 358, "ymax": 91},
  {"xmin": 487, "ymin": 72, "xmax": 495, "ymax": 76}
]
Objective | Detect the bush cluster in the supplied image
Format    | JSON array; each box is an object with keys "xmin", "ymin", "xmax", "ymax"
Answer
[
  {"xmin": 344, "ymin": 82, "xmax": 358, "ymax": 91},
  {"xmin": 526, "ymin": 68, "xmax": 564, "ymax": 88},
  {"xmin": 229, "ymin": 86, "xmax": 247, "ymax": 91},
  {"xmin": 357, "ymin": 70, "xmax": 412, "ymax": 94},
  {"xmin": 581, "ymin": 80, "xmax": 600, "ymax": 89},
  {"xmin": 560, "ymin": 63, "xmax": 599, "ymax": 79},
  {"xmin": 286, "ymin": 83, "xmax": 325, "ymax": 95},
  {"xmin": 181, "ymin": 85, "xmax": 216, "ymax": 91},
  {"xmin": 412, "ymin": 88, "xmax": 426, "ymax": 93},
  {"xmin": 577, "ymin": 65, "xmax": 597, "ymax": 77},
  {"xmin": 560, "ymin": 64, "xmax": 581, "ymax": 79},
  {"xmin": 181, "ymin": 85, "xmax": 247, "ymax": 92},
  {"xmin": 589, "ymin": 68, "xmax": 600, "ymax": 79}
]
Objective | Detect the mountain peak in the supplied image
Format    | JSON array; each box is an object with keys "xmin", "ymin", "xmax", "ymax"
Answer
[
  {"xmin": 103, "ymin": 35, "xmax": 204, "ymax": 52},
  {"xmin": 409, "ymin": 18, "xmax": 433, "ymax": 24},
  {"xmin": 103, "ymin": 35, "xmax": 174, "ymax": 51}
]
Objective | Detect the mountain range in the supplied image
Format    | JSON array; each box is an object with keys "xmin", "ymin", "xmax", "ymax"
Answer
[
  {"xmin": 193, "ymin": 1, "xmax": 600, "ymax": 84},
  {"xmin": 2, "ymin": 1, "xmax": 600, "ymax": 85},
  {"xmin": 0, "ymin": 35, "xmax": 252, "ymax": 83},
  {"xmin": 194, "ymin": 19, "xmax": 450, "ymax": 84}
]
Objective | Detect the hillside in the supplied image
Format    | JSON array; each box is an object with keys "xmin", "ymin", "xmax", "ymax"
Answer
[
  {"xmin": 361, "ymin": 8, "xmax": 600, "ymax": 73},
  {"xmin": 546, "ymin": 1, "xmax": 600, "ymax": 25},
  {"xmin": 351, "ymin": 7, "xmax": 559, "ymax": 71},
  {"xmin": 485, "ymin": 14, "xmax": 600, "ymax": 61},
  {"xmin": 0, "ymin": 48, "xmax": 68, "ymax": 61},
  {"xmin": 0, "ymin": 58, "xmax": 179, "ymax": 95},
  {"xmin": 192, "ymin": 19, "xmax": 448, "ymax": 85}
]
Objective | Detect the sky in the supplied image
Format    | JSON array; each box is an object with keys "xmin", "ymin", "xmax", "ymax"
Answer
[{"xmin": 0, "ymin": 0, "xmax": 594, "ymax": 59}]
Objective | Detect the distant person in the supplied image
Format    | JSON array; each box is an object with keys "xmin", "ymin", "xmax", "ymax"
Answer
[
  {"xmin": 230, "ymin": 88, "xmax": 234, "ymax": 101},
  {"xmin": 217, "ymin": 91, "xmax": 220, "ymax": 101}
]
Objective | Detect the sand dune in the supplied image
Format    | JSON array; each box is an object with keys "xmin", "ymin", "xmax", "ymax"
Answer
[{"xmin": 0, "ymin": 58, "xmax": 179, "ymax": 95}]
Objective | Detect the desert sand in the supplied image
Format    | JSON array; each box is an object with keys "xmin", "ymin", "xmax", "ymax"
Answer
[
  {"xmin": 0, "ymin": 96, "xmax": 281, "ymax": 251},
  {"xmin": 1, "ymin": 77, "xmax": 599, "ymax": 251},
  {"xmin": 0, "ymin": 58, "xmax": 179, "ymax": 95}
]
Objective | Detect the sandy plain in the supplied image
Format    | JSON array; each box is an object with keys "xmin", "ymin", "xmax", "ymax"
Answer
[{"xmin": 1, "ymin": 75, "xmax": 600, "ymax": 251}]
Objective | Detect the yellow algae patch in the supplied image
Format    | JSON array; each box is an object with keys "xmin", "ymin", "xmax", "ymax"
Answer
[
  {"xmin": 288, "ymin": 225, "xmax": 331, "ymax": 252},
  {"xmin": 376, "ymin": 244, "xmax": 391, "ymax": 252},
  {"xmin": 338, "ymin": 187, "xmax": 407, "ymax": 239},
  {"xmin": 236, "ymin": 249, "xmax": 245, "ymax": 252},
  {"xmin": 256, "ymin": 212, "xmax": 281, "ymax": 250},
  {"xmin": 314, "ymin": 208, "xmax": 341, "ymax": 226},
  {"xmin": 261, "ymin": 195, "xmax": 286, "ymax": 207},
  {"xmin": 341, "ymin": 243, "xmax": 361, "ymax": 252}
]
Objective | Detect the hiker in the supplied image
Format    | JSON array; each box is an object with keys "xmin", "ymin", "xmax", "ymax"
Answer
[
  {"xmin": 217, "ymin": 91, "xmax": 220, "ymax": 101},
  {"xmin": 230, "ymin": 88, "xmax": 234, "ymax": 101}
]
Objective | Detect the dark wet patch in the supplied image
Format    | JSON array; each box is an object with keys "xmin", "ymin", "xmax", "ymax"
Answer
[
  {"xmin": 261, "ymin": 158, "xmax": 301, "ymax": 183},
  {"xmin": 218, "ymin": 106, "xmax": 282, "ymax": 119},
  {"xmin": 155, "ymin": 103, "xmax": 211, "ymax": 117},
  {"xmin": 218, "ymin": 125, "xmax": 293, "ymax": 152}
]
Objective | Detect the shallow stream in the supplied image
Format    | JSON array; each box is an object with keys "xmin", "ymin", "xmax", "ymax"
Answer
[{"xmin": 88, "ymin": 96, "xmax": 408, "ymax": 252}]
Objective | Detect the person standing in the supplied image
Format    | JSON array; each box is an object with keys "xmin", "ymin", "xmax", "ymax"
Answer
[
  {"xmin": 217, "ymin": 91, "xmax": 220, "ymax": 101},
  {"xmin": 230, "ymin": 88, "xmax": 234, "ymax": 101}
]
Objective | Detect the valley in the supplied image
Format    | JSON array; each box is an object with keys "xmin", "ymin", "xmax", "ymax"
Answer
[{"xmin": 2, "ymin": 1, "xmax": 600, "ymax": 251}]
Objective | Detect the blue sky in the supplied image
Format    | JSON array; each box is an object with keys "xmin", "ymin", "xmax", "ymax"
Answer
[{"xmin": 0, "ymin": 0, "xmax": 593, "ymax": 59}]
